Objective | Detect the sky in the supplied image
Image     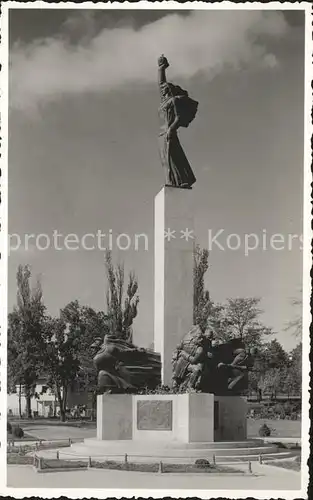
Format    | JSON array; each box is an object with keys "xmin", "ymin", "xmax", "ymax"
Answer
[{"xmin": 8, "ymin": 8, "xmax": 304, "ymax": 352}]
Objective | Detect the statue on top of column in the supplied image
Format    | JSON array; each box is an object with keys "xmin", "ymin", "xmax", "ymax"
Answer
[{"xmin": 158, "ymin": 55, "xmax": 198, "ymax": 189}]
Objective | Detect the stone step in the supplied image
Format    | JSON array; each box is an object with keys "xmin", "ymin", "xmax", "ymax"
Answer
[
  {"xmin": 70, "ymin": 442, "xmax": 279, "ymax": 457},
  {"xmin": 84, "ymin": 437, "xmax": 266, "ymax": 449}
]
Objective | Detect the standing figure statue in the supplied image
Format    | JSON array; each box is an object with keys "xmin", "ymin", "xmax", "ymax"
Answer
[
  {"xmin": 172, "ymin": 325, "xmax": 215, "ymax": 390},
  {"xmin": 158, "ymin": 55, "xmax": 198, "ymax": 189}
]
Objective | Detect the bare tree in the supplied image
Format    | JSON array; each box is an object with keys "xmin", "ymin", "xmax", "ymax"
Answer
[{"xmin": 284, "ymin": 291, "xmax": 302, "ymax": 338}]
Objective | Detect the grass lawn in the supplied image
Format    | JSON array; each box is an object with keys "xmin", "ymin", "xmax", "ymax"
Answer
[
  {"xmin": 7, "ymin": 431, "xmax": 39, "ymax": 442},
  {"xmin": 31, "ymin": 458, "xmax": 245, "ymax": 474},
  {"xmin": 41, "ymin": 459, "xmax": 87, "ymax": 470},
  {"xmin": 8, "ymin": 424, "xmax": 95, "ymax": 441},
  {"xmin": 7, "ymin": 454, "xmax": 34, "ymax": 465},
  {"xmin": 9, "ymin": 418, "xmax": 96, "ymax": 429},
  {"xmin": 247, "ymin": 418, "xmax": 301, "ymax": 438},
  {"xmin": 269, "ymin": 456, "xmax": 301, "ymax": 472},
  {"xmin": 92, "ymin": 460, "xmax": 243, "ymax": 474}
]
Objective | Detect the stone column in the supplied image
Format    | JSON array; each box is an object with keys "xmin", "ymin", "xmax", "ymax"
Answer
[{"xmin": 154, "ymin": 186, "xmax": 194, "ymax": 386}]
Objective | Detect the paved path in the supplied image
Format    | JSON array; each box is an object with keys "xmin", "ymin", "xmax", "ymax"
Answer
[
  {"xmin": 21, "ymin": 425, "xmax": 96, "ymax": 440},
  {"xmin": 20, "ymin": 423, "xmax": 302, "ymax": 443},
  {"xmin": 7, "ymin": 464, "xmax": 301, "ymax": 491},
  {"xmin": 253, "ymin": 436, "xmax": 301, "ymax": 444}
]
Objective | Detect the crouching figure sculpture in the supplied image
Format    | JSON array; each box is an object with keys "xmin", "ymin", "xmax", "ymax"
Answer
[
  {"xmin": 172, "ymin": 325, "xmax": 256, "ymax": 395},
  {"xmin": 92, "ymin": 335, "xmax": 161, "ymax": 394}
]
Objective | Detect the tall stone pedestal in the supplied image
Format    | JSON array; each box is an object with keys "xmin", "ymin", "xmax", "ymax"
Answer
[{"xmin": 154, "ymin": 187, "xmax": 194, "ymax": 386}]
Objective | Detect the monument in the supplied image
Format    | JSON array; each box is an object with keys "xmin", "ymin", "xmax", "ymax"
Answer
[
  {"xmin": 69, "ymin": 55, "xmax": 282, "ymax": 462},
  {"xmin": 93, "ymin": 56, "xmax": 252, "ymax": 451}
]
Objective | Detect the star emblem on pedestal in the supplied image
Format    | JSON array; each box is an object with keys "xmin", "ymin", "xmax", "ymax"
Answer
[
  {"xmin": 164, "ymin": 228, "xmax": 176, "ymax": 241},
  {"xmin": 180, "ymin": 228, "xmax": 194, "ymax": 241}
]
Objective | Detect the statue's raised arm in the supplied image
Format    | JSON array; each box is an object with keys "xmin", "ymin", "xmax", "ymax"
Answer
[{"xmin": 158, "ymin": 54, "xmax": 169, "ymax": 91}]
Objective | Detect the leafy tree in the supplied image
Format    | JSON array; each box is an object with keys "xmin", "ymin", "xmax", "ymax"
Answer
[
  {"xmin": 7, "ymin": 265, "xmax": 46, "ymax": 418},
  {"xmin": 42, "ymin": 316, "xmax": 81, "ymax": 422},
  {"xmin": 105, "ymin": 250, "xmax": 139, "ymax": 342},
  {"xmin": 60, "ymin": 300, "xmax": 109, "ymax": 417},
  {"xmin": 282, "ymin": 342, "xmax": 302, "ymax": 396},
  {"xmin": 192, "ymin": 244, "xmax": 225, "ymax": 336},
  {"xmin": 248, "ymin": 339, "xmax": 292, "ymax": 399},
  {"xmin": 262, "ymin": 339, "xmax": 289, "ymax": 369},
  {"xmin": 219, "ymin": 297, "xmax": 273, "ymax": 347},
  {"xmin": 192, "ymin": 247, "xmax": 273, "ymax": 349},
  {"xmin": 258, "ymin": 367, "xmax": 282, "ymax": 400},
  {"xmin": 8, "ymin": 311, "xmax": 24, "ymax": 417}
]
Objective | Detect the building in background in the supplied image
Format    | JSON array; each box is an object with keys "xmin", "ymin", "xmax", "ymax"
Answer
[{"xmin": 7, "ymin": 375, "xmax": 92, "ymax": 418}]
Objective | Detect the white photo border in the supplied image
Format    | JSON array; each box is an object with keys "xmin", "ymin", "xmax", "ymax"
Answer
[{"xmin": 0, "ymin": 2, "xmax": 311, "ymax": 498}]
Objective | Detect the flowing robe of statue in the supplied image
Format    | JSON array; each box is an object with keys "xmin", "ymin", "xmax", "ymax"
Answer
[{"xmin": 158, "ymin": 55, "xmax": 198, "ymax": 188}]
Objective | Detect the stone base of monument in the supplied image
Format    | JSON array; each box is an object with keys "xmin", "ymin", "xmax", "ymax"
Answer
[
  {"xmin": 96, "ymin": 393, "xmax": 247, "ymax": 442},
  {"xmin": 64, "ymin": 394, "xmax": 296, "ymax": 463}
]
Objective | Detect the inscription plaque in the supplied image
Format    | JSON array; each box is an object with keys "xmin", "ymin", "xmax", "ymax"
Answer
[{"xmin": 137, "ymin": 400, "xmax": 173, "ymax": 430}]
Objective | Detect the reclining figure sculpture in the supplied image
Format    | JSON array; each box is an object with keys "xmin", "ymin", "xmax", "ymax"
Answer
[{"xmin": 92, "ymin": 335, "xmax": 161, "ymax": 394}]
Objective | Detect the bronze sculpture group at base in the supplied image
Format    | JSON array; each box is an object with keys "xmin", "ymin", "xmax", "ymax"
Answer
[
  {"xmin": 92, "ymin": 328, "xmax": 256, "ymax": 396},
  {"xmin": 172, "ymin": 325, "xmax": 256, "ymax": 395}
]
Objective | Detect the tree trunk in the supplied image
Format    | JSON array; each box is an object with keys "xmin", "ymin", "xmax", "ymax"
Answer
[
  {"xmin": 25, "ymin": 386, "xmax": 32, "ymax": 418},
  {"xmin": 18, "ymin": 383, "xmax": 22, "ymax": 418},
  {"xmin": 63, "ymin": 386, "xmax": 68, "ymax": 420},
  {"xmin": 91, "ymin": 391, "xmax": 97, "ymax": 421},
  {"xmin": 56, "ymin": 388, "xmax": 66, "ymax": 422}
]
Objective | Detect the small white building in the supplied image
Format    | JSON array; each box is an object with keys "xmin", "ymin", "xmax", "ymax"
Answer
[
  {"xmin": 7, "ymin": 376, "xmax": 59, "ymax": 417},
  {"xmin": 7, "ymin": 375, "xmax": 92, "ymax": 418}
]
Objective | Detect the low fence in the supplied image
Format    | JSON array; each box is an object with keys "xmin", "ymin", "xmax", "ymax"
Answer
[
  {"xmin": 31, "ymin": 453, "xmax": 255, "ymax": 474},
  {"xmin": 7, "ymin": 438, "xmax": 83, "ymax": 456},
  {"xmin": 7, "ymin": 438, "xmax": 300, "ymax": 474},
  {"xmin": 9, "ymin": 449, "xmax": 296, "ymax": 475}
]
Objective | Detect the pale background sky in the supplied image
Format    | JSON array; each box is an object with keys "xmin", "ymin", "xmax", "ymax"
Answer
[{"xmin": 8, "ymin": 9, "xmax": 304, "ymax": 352}]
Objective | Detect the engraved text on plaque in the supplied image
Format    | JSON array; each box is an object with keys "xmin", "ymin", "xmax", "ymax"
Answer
[{"xmin": 137, "ymin": 400, "xmax": 173, "ymax": 430}]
